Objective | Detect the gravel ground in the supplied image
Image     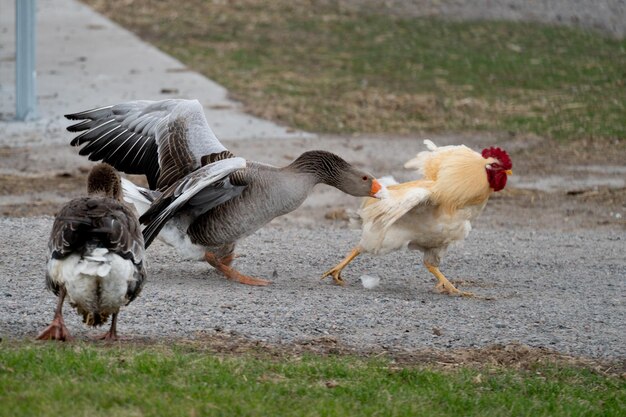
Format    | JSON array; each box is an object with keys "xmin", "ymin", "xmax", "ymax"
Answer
[
  {"xmin": 1, "ymin": 216, "xmax": 624, "ymax": 360},
  {"xmin": 1, "ymin": 0, "xmax": 624, "ymax": 363}
]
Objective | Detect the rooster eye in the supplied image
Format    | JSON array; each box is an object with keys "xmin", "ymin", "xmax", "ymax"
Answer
[
  {"xmin": 485, "ymin": 164, "xmax": 492, "ymax": 170},
  {"xmin": 362, "ymin": 176, "xmax": 368, "ymax": 181}
]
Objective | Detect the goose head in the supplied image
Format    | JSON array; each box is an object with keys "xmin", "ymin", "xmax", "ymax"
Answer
[
  {"xmin": 87, "ymin": 163, "xmax": 122, "ymax": 200},
  {"xmin": 289, "ymin": 150, "xmax": 382, "ymax": 198}
]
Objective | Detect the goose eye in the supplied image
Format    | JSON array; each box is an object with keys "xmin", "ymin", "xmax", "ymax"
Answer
[{"xmin": 362, "ymin": 176, "xmax": 368, "ymax": 181}]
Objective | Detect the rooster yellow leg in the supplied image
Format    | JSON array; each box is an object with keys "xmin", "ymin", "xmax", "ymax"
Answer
[
  {"xmin": 205, "ymin": 252, "xmax": 271, "ymax": 286},
  {"xmin": 321, "ymin": 247, "xmax": 362, "ymax": 286},
  {"xmin": 424, "ymin": 262, "xmax": 474, "ymax": 297}
]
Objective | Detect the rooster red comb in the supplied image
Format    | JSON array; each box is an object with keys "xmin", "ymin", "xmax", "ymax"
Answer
[{"xmin": 481, "ymin": 147, "xmax": 512, "ymax": 170}]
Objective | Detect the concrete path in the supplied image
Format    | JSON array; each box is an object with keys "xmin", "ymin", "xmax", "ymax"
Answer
[{"xmin": 0, "ymin": 0, "xmax": 313, "ymax": 149}]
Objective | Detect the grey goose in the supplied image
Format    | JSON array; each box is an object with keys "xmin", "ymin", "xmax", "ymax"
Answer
[
  {"xmin": 65, "ymin": 99, "xmax": 383, "ymax": 286},
  {"xmin": 38, "ymin": 163, "xmax": 146, "ymax": 341}
]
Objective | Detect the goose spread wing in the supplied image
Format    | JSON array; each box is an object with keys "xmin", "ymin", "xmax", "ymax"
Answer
[
  {"xmin": 66, "ymin": 99, "xmax": 229, "ymax": 190},
  {"xmin": 139, "ymin": 157, "xmax": 247, "ymax": 247},
  {"xmin": 47, "ymin": 197, "xmax": 147, "ymax": 297}
]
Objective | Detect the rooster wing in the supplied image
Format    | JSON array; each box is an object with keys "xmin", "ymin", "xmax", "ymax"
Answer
[{"xmin": 359, "ymin": 180, "xmax": 434, "ymax": 253}]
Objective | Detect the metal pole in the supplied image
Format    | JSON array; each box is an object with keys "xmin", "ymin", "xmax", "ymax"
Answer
[{"xmin": 15, "ymin": 0, "xmax": 37, "ymax": 121}]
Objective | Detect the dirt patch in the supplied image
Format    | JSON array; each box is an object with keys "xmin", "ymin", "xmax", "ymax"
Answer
[
  {"xmin": 0, "ymin": 172, "xmax": 86, "ymax": 217},
  {"xmin": 122, "ymin": 332, "xmax": 625, "ymax": 376},
  {"xmin": 1, "ymin": 135, "xmax": 624, "ymax": 231}
]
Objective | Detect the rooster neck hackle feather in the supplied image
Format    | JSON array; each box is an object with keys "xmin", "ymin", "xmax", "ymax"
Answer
[
  {"xmin": 426, "ymin": 148, "xmax": 492, "ymax": 213},
  {"xmin": 403, "ymin": 140, "xmax": 512, "ymax": 213},
  {"xmin": 407, "ymin": 146, "xmax": 491, "ymax": 213}
]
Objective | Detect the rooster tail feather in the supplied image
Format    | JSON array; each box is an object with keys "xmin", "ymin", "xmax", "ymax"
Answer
[
  {"xmin": 424, "ymin": 139, "xmax": 437, "ymax": 151},
  {"xmin": 403, "ymin": 139, "xmax": 438, "ymax": 173}
]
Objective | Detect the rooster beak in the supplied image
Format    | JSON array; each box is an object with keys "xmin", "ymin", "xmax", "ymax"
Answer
[
  {"xmin": 505, "ymin": 170, "xmax": 513, "ymax": 176},
  {"xmin": 370, "ymin": 179, "xmax": 383, "ymax": 197}
]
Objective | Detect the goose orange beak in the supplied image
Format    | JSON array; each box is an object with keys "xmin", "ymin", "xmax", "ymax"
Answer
[{"xmin": 370, "ymin": 179, "xmax": 382, "ymax": 197}]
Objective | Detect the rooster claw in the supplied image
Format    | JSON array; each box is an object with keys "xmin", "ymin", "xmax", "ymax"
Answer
[
  {"xmin": 321, "ymin": 269, "xmax": 346, "ymax": 286},
  {"xmin": 435, "ymin": 282, "xmax": 474, "ymax": 297}
]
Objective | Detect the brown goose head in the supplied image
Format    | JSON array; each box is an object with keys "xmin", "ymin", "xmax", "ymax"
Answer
[
  {"xmin": 289, "ymin": 150, "xmax": 382, "ymax": 197},
  {"xmin": 87, "ymin": 163, "xmax": 122, "ymax": 200}
]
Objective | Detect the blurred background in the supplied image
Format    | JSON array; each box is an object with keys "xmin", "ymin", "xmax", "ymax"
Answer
[
  {"xmin": 1, "ymin": 0, "xmax": 624, "ymax": 226},
  {"xmin": 82, "ymin": 0, "xmax": 626, "ymax": 141}
]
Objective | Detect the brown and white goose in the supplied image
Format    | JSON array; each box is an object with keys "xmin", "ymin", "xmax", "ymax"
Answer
[
  {"xmin": 65, "ymin": 99, "xmax": 382, "ymax": 286},
  {"xmin": 37, "ymin": 163, "xmax": 146, "ymax": 341}
]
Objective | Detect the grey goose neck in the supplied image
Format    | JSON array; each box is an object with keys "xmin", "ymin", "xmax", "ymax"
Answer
[{"xmin": 287, "ymin": 150, "xmax": 352, "ymax": 187}]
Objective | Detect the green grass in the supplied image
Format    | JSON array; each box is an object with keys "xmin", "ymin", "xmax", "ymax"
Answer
[
  {"xmin": 84, "ymin": 0, "xmax": 626, "ymax": 141},
  {"xmin": 1, "ymin": 342, "xmax": 624, "ymax": 417}
]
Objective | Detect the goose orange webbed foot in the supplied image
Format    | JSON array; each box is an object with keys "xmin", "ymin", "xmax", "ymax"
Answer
[
  {"xmin": 36, "ymin": 316, "xmax": 73, "ymax": 341},
  {"xmin": 94, "ymin": 330, "xmax": 131, "ymax": 342},
  {"xmin": 220, "ymin": 253, "xmax": 236, "ymax": 267},
  {"xmin": 94, "ymin": 331, "xmax": 121, "ymax": 342},
  {"xmin": 94, "ymin": 314, "xmax": 126, "ymax": 341},
  {"xmin": 205, "ymin": 252, "xmax": 271, "ymax": 286}
]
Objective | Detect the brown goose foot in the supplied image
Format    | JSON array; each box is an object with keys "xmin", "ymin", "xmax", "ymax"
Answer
[
  {"xmin": 37, "ymin": 287, "xmax": 73, "ymax": 341},
  {"xmin": 37, "ymin": 315, "xmax": 73, "ymax": 341},
  {"xmin": 220, "ymin": 253, "xmax": 235, "ymax": 267},
  {"xmin": 95, "ymin": 331, "xmax": 120, "ymax": 341},
  {"xmin": 205, "ymin": 252, "xmax": 271, "ymax": 286},
  {"xmin": 94, "ymin": 313, "xmax": 121, "ymax": 341}
]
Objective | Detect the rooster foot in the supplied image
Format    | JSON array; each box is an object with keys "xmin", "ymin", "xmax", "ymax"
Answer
[
  {"xmin": 321, "ymin": 267, "xmax": 346, "ymax": 286},
  {"xmin": 425, "ymin": 263, "xmax": 474, "ymax": 297},
  {"xmin": 321, "ymin": 247, "xmax": 362, "ymax": 286},
  {"xmin": 435, "ymin": 281, "xmax": 474, "ymax": 297}
]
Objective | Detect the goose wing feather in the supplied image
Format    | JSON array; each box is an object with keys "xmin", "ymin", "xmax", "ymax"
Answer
[
  {"xmin": 66, "ymin": 99, "xmax": 228, "ymax": 189},
  {"xmin": 139, "ymin": 157, "xmax": 247, "ymax": 247}
]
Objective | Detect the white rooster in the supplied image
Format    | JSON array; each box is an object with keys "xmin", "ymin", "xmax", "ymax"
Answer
[{"xmin": 322, "ymin": 140, "xmax": 512, "ymax": 296}]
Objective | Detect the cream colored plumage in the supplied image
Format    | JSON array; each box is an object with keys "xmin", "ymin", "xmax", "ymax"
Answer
[{"xmin": 322, "ymin": 140, "xmax": 513, "ymax": 296}]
